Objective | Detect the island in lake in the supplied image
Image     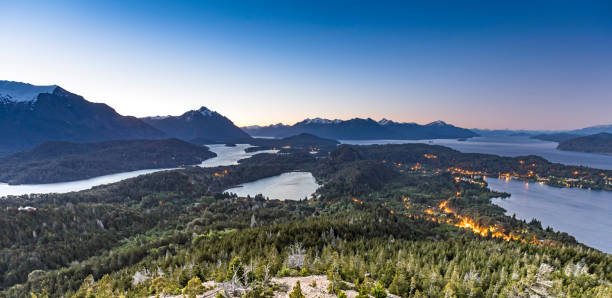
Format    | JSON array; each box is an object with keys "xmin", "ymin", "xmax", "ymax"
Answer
[{"xmin": 245, "ymin": 133, "xmax": 340, "ymax": 154}]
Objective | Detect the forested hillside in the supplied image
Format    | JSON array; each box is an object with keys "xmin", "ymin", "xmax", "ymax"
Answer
[
  {"xmin": 0, "ymin": 139, "xmax": 215, "ymax": 184},
  {"xmin": 339, "ymin": 144, "xmax": 612, "ymax": 190},
  {"xmin": 557, "ymin": 133, "xmax": 612, "ymax": 154},
  {"xmin": 243, "ymin": 133, "xmax": 340, "ymax": 155},
  {"xmin": 1, "ymin": 145, "xmax": 610, "ymax": 297}
]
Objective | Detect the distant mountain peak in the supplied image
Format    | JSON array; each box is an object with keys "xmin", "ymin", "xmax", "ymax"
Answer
[
  {"xmin": 147, "ymin": 115, "xmax": 171, "ymax": 120},
  {"xmin": 180, "ymin": 106, "xmax": 217, "ymax": 121},
  {"xmin": 0, "ymin": 80, "xmax": 165, "ymax": 155},
  {"xmin": 572, "ymin": 123, "xmax": 612, "ymax": 135},
  {"xmin": 243, "ymin": 117, "xmax": 476, "ymax": 140},
  {"xmin": 378, "ymin": 118, "xmax": 391, "ymax": 125},
  {"xmin": 300, "ymin": 117, "xmax": 342, "ymax": 125},
  {"xmin": 197, "ymin": 106, "xmax": 213, "ymax": 116},
  {"xmin": 0, "ymin": 80, "xmax": 58, "ymax": 103},
  {"xmin": 142, "ymin": 106, "xmax": 250, "ymax": 142},
  {"xmin": 427, "ymin": 120, "xmax": 448, "ymax": 126}
]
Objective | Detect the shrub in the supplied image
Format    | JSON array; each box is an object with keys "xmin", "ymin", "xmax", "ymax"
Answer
[{"xmin": 289, "ymin": 281, "xmax": 305, "ymax": 298}]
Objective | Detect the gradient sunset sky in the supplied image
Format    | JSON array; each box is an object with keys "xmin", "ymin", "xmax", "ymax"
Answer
[{"xmin": 1, "ymin": 1, "xmax": 611, "ymax": 129}]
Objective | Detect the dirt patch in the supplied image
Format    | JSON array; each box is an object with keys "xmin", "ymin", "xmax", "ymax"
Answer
[
  {"xmin": 150, "ymin": 275, "xmax": 398, "ymax": 298},
  {"xmin": 271, "ymin": 275, "xmax": 360, "ymax": 298}
]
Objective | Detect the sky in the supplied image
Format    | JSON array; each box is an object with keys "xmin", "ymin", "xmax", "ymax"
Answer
[{"xmin": 1, "ymin": 1, "xmax": 611, "ymax": 130}]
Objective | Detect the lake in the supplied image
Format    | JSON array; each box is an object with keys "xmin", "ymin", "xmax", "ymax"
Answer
[
  {"xmin": 341, "ymin": 136, "xmax": 612, "ymax": 170},
  {"xmin": 0, "ymin": 168, "xmax": 174, "ymax": 198},
  {"xmin": 487, "ymin": 177, "xmax": 612, "ymax": 253},
  {"xmin": 224, "ymin": 171, "xmax": 319, "ymax": 201},
  {"xmin": 0, "ymin": 144, "xmax": 277, "ymax": 197},
  {"xmin": 199, "ymin": 144, "xmax": 278, "ymax": 167},
  {"xmin": 343, "ymin": 137, "xmax": 612, "ymax": 253}
]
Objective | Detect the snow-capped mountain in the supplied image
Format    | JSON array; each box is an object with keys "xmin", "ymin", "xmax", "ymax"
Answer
[
  {"xmin": 0, "ymin": 80, "xmax": 165, "ymax": 155},
  {"xmin": 378, "ymin": 118, "xmax": 391, "ymax": 125},
  {"xmin": 242, "ymin": 117, "xmax": 477, "ymax": 140},
  {"xmin": 425, "ymin": 120, "xmax": 448, "ymax": 127},
  {"xmin": 298, "ymin": 118, "xmax": 343, "ymax": 125},
  {"xmin": 0, "ymin": 81, "xmax": 58, "ymax": 103},
  {"xmin": 142, "ymin": 106, "xmax": 251, "ymax": 143}
]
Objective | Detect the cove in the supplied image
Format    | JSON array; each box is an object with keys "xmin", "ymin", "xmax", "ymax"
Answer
[
  {"xmin": 487, "ymin": 177, "xmax": 612, "ymax": 253},
  {"xmin": 0, "ymin": 144, "xmax": 276, "ymax": 197}
]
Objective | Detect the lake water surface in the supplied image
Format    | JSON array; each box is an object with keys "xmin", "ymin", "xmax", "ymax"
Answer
[
  {"xmin": 342, "ymin": 136, "xmax": 612, "ymax": 170},
  {"xmin": 487, "ymin": 177, "xmax": 612, "ymax": 253},
  {"xmin": 0, "ymin": 144, "xmax": 276, "ymax": 197},
  {"xmin": 0, "ymin": 168, "xmax": 174, "ymax": 197},
  {"xmin": 224, "ymin": 171, "xmax": 319, "ymax": 201},
  {"xmin": 199, "ymin": 144, "xmax": 278, "ymax": 167},
  {"xmin": 343, "ymin": 138, "xmax": 612, "ymax": 253}
]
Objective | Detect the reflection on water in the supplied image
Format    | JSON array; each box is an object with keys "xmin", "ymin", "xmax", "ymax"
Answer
[
  {"xmin": 487, "ymin": 177, "xmax": 612, "ymax": 253},
  {"xmin": 225, "ymin": 171, "xmax": 319, "ymax": 201},
  {"xmin": 342, "ymin": 136, "xmax": 612, "ymax": 170},
  {"xmin": 199, "ymin": 144, "xmax": 277, "ymax": 167}
]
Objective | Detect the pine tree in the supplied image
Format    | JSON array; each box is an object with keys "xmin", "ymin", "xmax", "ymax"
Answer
[
  {"xmin": 183, "ymin": 276, "xmax": 205, "ymax": 298},
  {"xmin": 179, "ymin": 269, "xmax": 190, "ymax": 287},
  {"xmin": 371, "ymin": 281, "xmax": 387, "ymax": 298},
  {"xmin": 389, "ymin": 268, "xmax": 409, "ymax": 296},
  {"xmin": 227, "ymin": 256, "xmax": 244, "ymax": 281},
  {"xmin": 289, "ymin": 281, "xmax": 305, "ymax": 298}
]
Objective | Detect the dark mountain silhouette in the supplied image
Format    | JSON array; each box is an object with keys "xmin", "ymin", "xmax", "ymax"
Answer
[
  {"xmin": 243, "ymin": 118, "xmax": 476, "ymax": 140},
  {"xmin": 557, "ymin": 133, "xmax": 612, "ymax": 154},
  {"xmin": 0, "ymin": 81, "xmax": 164, "ymax": 155},
  {"xmin": 530, "ymin": 133, "xmax": 583, "ymax": 142},
  {"xmin": 142, "ymin": 106, "xmax": 251, "ymax": 143}
]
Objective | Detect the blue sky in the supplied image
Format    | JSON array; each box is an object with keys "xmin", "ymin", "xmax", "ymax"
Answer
[{"xmin": 1, "ymin": 1, "xmax": 611, "ymax": 129}]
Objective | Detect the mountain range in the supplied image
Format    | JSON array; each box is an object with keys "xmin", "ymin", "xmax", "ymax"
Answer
[
  {"xmin": 243, "ymin": 117, "xmax": 477, "ymax": 140},
  {"xmin": 475, "ymin": 124, "xmax": 612, "ymax": 139},
  {"xmin": 19, "ymin": 79, "xmax": 612, "ymax": 154},
  {"xmin": 0, "ymin": 81, "xmax": 249, "ymax": 155},
  {"xmin": 0, "ymin": 81, "xmax": 164, "ymax": 155},
  {"xmin": 0, "ymin": 80, "xmax": 479, "ymax": 156},
  {"xmin": 571, "ymin": 125, "xmax": 612, "ymax": 136}
]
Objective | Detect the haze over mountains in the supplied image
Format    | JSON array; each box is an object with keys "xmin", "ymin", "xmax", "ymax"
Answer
[
  {"xmin": 0, "ymin": 80, "xmax": 483, "ymax": 156},
  {"xmin": 475, "ymin": 124, "xmax": 612, "ymax": 139},
  {"xmin": 3, "ymin": 80, "xmax": 611, "ymax": 158}
]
